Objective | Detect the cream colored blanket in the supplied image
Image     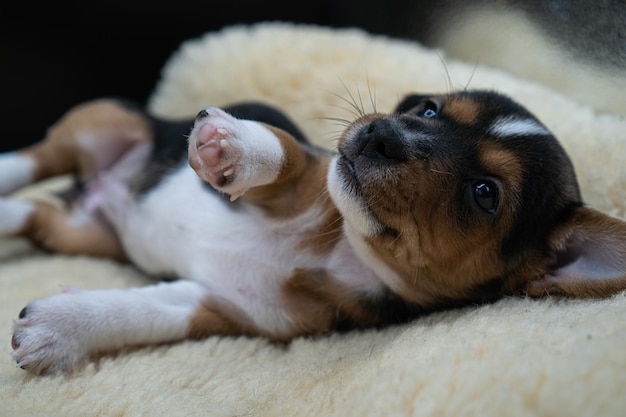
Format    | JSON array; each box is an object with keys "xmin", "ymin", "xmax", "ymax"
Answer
[{"xmin": 2, "ymin": 22, "xmax": 625, "ymax": 417}]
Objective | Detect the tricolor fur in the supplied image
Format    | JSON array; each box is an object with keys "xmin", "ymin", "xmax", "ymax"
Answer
[{"xmin": 2, "ymin": 91, "xmax": 626, "ymax": 375}]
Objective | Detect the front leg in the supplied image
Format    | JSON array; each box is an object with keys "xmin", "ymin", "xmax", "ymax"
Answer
[
  {"xmin": 187, "ymin": 107, "xmax": 328, "ymax": 212},
  {"xmin": 11, "ymin": 280, "xmax": 220, "ymax": 375}
]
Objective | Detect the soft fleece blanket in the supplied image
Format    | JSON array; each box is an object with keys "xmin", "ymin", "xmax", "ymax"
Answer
[{"xmin": 2, "ymin": 22, "xmax": 625, "ymax": 417}]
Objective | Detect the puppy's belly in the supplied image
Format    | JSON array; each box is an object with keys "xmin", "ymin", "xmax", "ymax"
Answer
[{"xmin": 98, "ymin": 165, "xmax": 329, "ymax": 333}]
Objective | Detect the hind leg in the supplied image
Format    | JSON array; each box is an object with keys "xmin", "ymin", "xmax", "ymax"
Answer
[
  {"xmin": 0, "ymin": 196, "xmax": 126, "ymax": 260},
  {"xmin": 0, "ymin": 153, "xmax": 37, "ymax": 195},
  {"xmin": 12, "ymin": 280, "xmax": 212, "ymax": 374},
  {"xmin": 0, "ymin": 98, "xmax": 153, "ymax": 196},
  {"xmin": 0, "ymin": 99, "xmax": 153, "ymax": 259}
]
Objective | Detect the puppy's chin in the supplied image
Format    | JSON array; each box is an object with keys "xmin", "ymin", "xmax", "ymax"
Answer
[{"xmin": 327, "ymin": 156, "xmax": 383, "ymax": 237}]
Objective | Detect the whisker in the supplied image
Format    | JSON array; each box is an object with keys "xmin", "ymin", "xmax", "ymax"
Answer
[
  {"xmin": 354, "ymin": 82, "xmax": 366, "ymax": 117},
  {"xmin": 409, "ymin": 206, "xmax": 423, "ymax": 285},
  {"xmin": 464, "ymin": 58, "xmax": 479, "ymax": 91},
  {"xmin": 320, "ymin": 136, "xmax": 341, "ymax": 148},
  {"xmin": 391, "ymin": 228, "xmax": 403, "ymax": 249},
  {"xmin": 321, "ymin": 130, "xmax": 343, "ymax": 140},
  {"xmin": 320, "ymin": 137, "xmax": 345, "ymax": 151},
  {"xmin": 320, "ymin": 116, "xmax": 353, "ymax": 127},
  {"xmin": 429, "ymin": 168, "xmax": 454, "ymax": 176},
  {"xmin": 327, "ymin": 101, "xmax": 364, "ymax": 120},
  {"xmin": 323, "ymin": 87, "xmax": 363, "ymax": 119},
  {"xmin": 337, "ymin": 78, "xmax": 366, "ymax": 117},
  {"xmin": 436, "ymin": 52, "xmax": 454, "ymax": 94},
  {"xmin": 366, "ymin": 72, "xmax": 377, "ymax": 114}
]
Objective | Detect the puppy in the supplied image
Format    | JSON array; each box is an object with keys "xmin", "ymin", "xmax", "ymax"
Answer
[{"xmin": 2, "ymin": 91, "xmax": 626, "ymax": 375}]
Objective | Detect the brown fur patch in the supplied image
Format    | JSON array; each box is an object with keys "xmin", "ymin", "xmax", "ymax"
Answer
[
  {"xmin": 21, "ymin": 200, "xmax": 127, "ymax": 261},
  {"xmin": 23, "ymin": 99, "xmax": 153, "ymax": 182},
  {"xmin": 280, "ymin": 269, "xmax": 337, "ymax": 336},
  {"xmin": 296, "ymin": 196, "xmax": 343, "ymax": 256},
  {"xmin": 187, "ymin": 296, "xmax": 258, "ymax": 339},
  {"xmin": 479, "ymin": 144, "xmax": 524, "ymax": 189},
  {"xmin": 281, "ymin": 268, "xmax": 386, "ymax": 336},
  {"xmin": 442, "ymin": 96, "xmax": 480, "ymax": 124},
  {"xmin": 244, "ymin": 125, "xmax": 332, "ymax": 219},
  {"xmin": 363, "ymin": 224, "xmax": 507, "ymax": 306}
]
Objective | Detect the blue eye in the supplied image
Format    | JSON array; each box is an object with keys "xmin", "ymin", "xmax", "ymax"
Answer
[
  {"xmin": 415, "ymin": 101, "xmax": 438, "ymax": 118},
  {"xmin": 422, "ymin": 108, "xmax": 437, "ymax": 118}
]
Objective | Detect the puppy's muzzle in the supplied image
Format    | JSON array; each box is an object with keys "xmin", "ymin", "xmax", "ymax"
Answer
[{"xmin": 357, "ymin": 119, "xmax": 407, "ymax": 162}]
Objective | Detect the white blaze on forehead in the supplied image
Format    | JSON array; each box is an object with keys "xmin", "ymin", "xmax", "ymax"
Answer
[{"xmin": 488, "ymin": 116, "xmax": 551, "ymax": 138}]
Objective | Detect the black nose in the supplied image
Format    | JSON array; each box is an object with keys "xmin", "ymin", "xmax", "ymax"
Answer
[{"xmin": 358, "ymin": 119, "xmax": 406, "ymax": 161}]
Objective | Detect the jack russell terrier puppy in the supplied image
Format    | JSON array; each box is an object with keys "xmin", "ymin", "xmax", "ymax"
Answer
[{"xmin": 2, "ymin": 91, "xmax": 626, "ymax": 375}]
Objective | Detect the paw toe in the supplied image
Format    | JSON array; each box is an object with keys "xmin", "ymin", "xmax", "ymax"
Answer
[{"xmin": 11, "ymin": 333, "xmax": 20, "ymax": 350}]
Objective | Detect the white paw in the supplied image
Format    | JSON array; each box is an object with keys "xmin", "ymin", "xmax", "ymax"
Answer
[
  {"xmin": 11, "ymin": 282, "xmax": 199, "ymax": 374},
  {"xmin": 187, "ymin": 107, "xmax": 284, "ymax": 201},
  {"xmin": 0, "ymin": 153, "xmax": 35, "ymax": 195},
  {"xmin": 11, "ymin": 293, "xmax": 88, "ymax": 375},
  {"xmin": 0, "ymin": 197, "xmax": 33, "ymax": 235}
]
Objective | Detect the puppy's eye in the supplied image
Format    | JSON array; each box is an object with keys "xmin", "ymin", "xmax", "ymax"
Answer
[
  {"xmin": 409, "ymin": 101, "xmax": 438, "ymax": 118},
  {"xmin": 472, "ymin": 180, "xmax": 498, "ymax": 213},
  {"xmin": 418, "ymin": 101, "xmax": 438, "ymax": 118}
]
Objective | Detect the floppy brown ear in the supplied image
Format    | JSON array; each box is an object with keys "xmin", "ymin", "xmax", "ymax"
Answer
[{"xmin": 526, "ymin": 207, "xmax": 626, "ymax": 298}]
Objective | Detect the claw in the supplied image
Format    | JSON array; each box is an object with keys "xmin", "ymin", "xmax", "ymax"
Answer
[
  {"xmin": 229, "ymin": 189, "xmax": 247, "ymax": 202},
  {"xmin": 11, "ymin": 334, "xmax": 19, "ymax": 350}
]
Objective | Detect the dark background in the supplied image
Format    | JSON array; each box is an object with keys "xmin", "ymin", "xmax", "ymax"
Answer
[
  {"xmin": 2, "ymin": 1, "xmax": 420, "ymax": 153},
  {"xmin": 3, "ymin": 1, "xmax": 624, "ymax": 152}
]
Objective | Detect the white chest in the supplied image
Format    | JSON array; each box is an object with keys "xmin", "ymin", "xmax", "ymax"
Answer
[{"xmin": 95, "ymin": 165, "xmax": 356, "ymax": 332}]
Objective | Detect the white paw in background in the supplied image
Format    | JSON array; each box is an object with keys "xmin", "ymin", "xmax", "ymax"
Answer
[
  {"xmin": 0, "ymin": 197, "xmax": 34, "ymax": 235},
  {"xmin": 0, "ymin": 153, "xmax": 35, "ymax": 195}
]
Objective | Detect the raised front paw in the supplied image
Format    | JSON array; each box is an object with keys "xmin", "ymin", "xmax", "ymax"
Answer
[
  {"xmin": 188, "ymin": 109, "xmax": 245, "ymax": 191},
  {"xmin": 11, "ymin": 293, "xmax": 87, "ymax": 375},
  {"xmin": 187, "ymin": 107, "xmax": 284, "ymax": 201}
]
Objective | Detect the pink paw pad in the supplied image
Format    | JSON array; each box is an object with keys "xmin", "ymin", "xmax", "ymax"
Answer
[
  {"xmin": 191, "ymin": 122, "xmax": 240, "ymax": 187},
  {"xmin": 195, "ymin": 124, "xmax": 230, "ymax": 167}
]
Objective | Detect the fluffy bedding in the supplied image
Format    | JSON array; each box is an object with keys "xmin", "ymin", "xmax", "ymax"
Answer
[{"xmin": 1, "ymin": 22, "xmax": 625, "ymax": 417}]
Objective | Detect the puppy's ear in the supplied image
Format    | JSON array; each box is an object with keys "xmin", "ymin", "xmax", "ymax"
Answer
[
  {"xmin": 395, "ymin": 94, "xmax": 433, "ymax": 114},
  {"xmin": 526, "ymin": 207, "xmax": 626, "ymax": 297}
]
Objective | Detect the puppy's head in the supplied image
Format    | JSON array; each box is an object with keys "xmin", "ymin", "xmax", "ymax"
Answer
[{"xmin": 328, "ymin": 90, "xmax": 626, "ymax": 307}]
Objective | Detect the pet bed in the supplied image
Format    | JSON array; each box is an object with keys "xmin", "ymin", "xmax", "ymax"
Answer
[{"xmin": 1, "ymin": 22, "xmax": 625, "ymax": 417}]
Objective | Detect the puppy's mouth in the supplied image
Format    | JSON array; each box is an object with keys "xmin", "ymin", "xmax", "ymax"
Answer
[
  {"xmin": 336, "ymin": 154, "xmax": 361, "ymax": 193},
  {"xmin": 327, "ymin": 151, "xmax": 384, "ymax": 237},
  {"xmin": 329, "ymin": 133, "xmax": 403, "ymax": 237}
]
